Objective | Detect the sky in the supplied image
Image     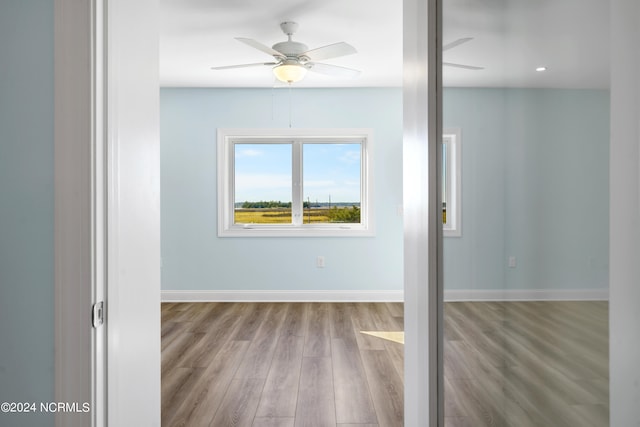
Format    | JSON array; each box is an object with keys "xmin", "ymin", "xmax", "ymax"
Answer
[{"xmin": 234, "ymin": 142, "xmax": 361, "ymax": 204}]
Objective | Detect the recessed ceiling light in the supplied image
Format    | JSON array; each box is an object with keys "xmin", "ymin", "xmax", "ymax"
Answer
[{"xmin": 536, "ymin": 66, "xmax": 548, "ymax": 72}]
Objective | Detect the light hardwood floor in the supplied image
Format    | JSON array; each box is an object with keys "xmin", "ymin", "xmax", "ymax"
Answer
[
  {"xmin": 161, "ymin": 301, "xmax": 608, "ymax": 427},
  {"xmin": 162, "ymin": 302, "xmax": 403, "ymax": 427},
  {"xmin": 444, "ymin": 301, "xmax": 609, "ymax": 427}
]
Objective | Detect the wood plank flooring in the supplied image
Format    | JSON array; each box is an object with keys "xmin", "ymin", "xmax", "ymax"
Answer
[
  {"xmin": 444, "ymin": 301, "xmax": 609, "ymax": 427},
  {"xmin": 162, "ymin": 302, "xmax": 404, "ymax": 427},
  {"xmin": 161, "ymin": 301, "xmax": 609, "ymax": 427}
]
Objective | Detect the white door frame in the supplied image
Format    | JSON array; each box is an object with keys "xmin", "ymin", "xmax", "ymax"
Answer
[
  {"xmin": 54, "ymin": 0, "xmax": 110, "ymax": 425},
  {"xmin": 54, "ymin": 0, "xmax": 438, "ymax": 425},
  {"xmin": 54, "ymin": 0, "xmax": 161, "ymax": 425},
  {"xmin": 403, "ymin": 0, "xmax": 443, "ymax": 425}
]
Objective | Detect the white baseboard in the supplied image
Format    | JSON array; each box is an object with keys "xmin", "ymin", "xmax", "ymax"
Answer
[
  {"xmin": 161, "ymin": 290, "xmax": 404, "ymax": 302},
  {"xmin": 161, "ymin": 288, "xmax": 609, "ymax": 303},
  {"xmin": 443, "ymin": 288, "xmax": 609, "ymax": 302}
]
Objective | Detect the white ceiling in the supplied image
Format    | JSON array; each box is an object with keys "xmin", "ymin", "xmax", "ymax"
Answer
[{"xmin": 159, "ymin": 0, "xmax": 610, "ymax": 89}]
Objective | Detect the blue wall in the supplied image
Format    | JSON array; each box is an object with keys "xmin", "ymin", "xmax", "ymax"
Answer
[
  {"xmin": 161, "ymin": 87, "xmax": 609, "ymax": 294},
  {"xmin": 443, "ymin": 88, "xmax": 610, "ymax": 291},
  {"xmin": 161, "ymin": 88, "xmax": 404, "ymax": 292},
  {"xmin": 0, "ymin": 1, "xmax": 54, "ymax": 426}
]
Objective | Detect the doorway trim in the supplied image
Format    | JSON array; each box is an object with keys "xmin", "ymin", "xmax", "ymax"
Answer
[
  {"xmin": 403, "ymin": 0, "xmax": 444, "ymax": 425},
  {"xmin": 54, "ymin": 1, "xmax": 104, "ymax": 426},
  {"xmin": 54, "ymin": 0, "xmax": 439, "ymax": 425},
  {"xmin": 54, "ymin": 0, "xmax": 161, "ymax": 425}
]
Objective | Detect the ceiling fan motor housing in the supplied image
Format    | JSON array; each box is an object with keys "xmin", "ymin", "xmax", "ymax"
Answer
[
  {"xmin": 273, "ymin": 22, "xmax": 309, "ymax": 60},
  {"xmin": 272, "ymin": 40, "xmax": 309, "ymax": 58}
]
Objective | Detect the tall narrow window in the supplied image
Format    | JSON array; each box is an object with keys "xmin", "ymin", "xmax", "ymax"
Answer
[
  {"xmin": 218, "ymin": 129, "xmax": 373, "ymax": 237},
  {"xmin": 303, "ymin": 143, "xmax": 362, "ymax": 225},
  {"xmin": 443, "ymin": 129, "xmax": 461, "ymax": 236},
  {"xmin": 234, "ymin": 143, "xmax": 292, "ymax": 224}
]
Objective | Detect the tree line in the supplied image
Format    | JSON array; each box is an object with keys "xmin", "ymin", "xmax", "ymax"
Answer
[
  {"xmin": 240, "ymin": 200, "xmax": 332, "ymax": 209},
  {"xmin": 238, "ymin": 201, "xmax": 361, "ymax": 222},
  {"xmin": 241, "ymin": 200, "xmax": 292, "ymax": 209}
]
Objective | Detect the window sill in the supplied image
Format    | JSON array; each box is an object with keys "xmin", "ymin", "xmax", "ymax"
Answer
[{"xmin": 218, "ymin": 224, "xmax": 374, "ymax": 237}]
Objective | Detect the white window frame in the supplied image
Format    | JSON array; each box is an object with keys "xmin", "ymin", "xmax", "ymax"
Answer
[
  {"xmin": 443, "ymin": 128, "xmax": 462, "ymax": 237},
  {"xmin": 217, "ymin": 128, "xmax": 374, "ymax": 237}
]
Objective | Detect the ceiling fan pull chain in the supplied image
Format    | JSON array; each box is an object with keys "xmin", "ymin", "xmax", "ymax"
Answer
[
  {"xmin": 288, "ymin": 84, "xmax": 293, "ymax": 128},
  {"xmin": 271, "ymin": 85, "xmax": 274, "ymax": 121}
]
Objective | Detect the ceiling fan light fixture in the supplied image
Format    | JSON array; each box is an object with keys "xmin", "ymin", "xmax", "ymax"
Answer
[{"xmin": 273, "ymin": 63, "xmax": 307, "ymax": 83}]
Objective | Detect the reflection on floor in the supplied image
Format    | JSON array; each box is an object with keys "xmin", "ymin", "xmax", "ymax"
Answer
[{"xmin": 360, "ymin": 330, "xmax": 405, "ymax": 344}]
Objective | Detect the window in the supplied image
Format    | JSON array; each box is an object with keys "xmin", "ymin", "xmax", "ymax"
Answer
[
  {"xmin": 443, "ymin": 129, "xmax": 462, "ymax": 237},
  {"xmin": 218, "ymin": 128, "xmax": 373, "ymax": 237}
]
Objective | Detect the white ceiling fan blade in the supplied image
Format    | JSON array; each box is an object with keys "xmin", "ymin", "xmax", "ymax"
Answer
[
  {"xmin": 443, "ymin": 37, "xmax": 473, "ymax": 51},
  {"xmin": 302, "ymin": 42, "xmax": 357, "ymax": 61},
  {"xmin": 307, "ymin": 62, "xmax": 361, "ymax": 78},
  {"xmin": 211, "ymin": 62, "xmax": 278, "ymax": 70},
  {"xmin": 235, "ymin": 37, "xmax": 286, "ymax": 59},
  {"xmin": 443, "ymin": 62, "xmax": 484, "ymax": 70}
]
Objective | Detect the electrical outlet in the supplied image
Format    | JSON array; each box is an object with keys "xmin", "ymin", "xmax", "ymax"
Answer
[
  {"xmin": 316, "ymin": 256, "xmax": 325, "ymax": 268},
  {"xmin": 508, "ymin": 256, "xmax": 517, "ymax": 268}
]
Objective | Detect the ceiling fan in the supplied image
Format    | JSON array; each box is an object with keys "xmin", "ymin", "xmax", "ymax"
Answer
[
  {"xmin": 211, "ymin": 21, "xmax": 360, "ymax": 83},
  {"xmin": 443, "ymin": 37, "xmax": 484, "ymax": 70}
]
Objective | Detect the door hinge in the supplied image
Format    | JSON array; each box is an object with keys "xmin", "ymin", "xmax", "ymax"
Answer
[{"xmin": 92, "ymin": 301, "xmax": 105, "ymax": 328}]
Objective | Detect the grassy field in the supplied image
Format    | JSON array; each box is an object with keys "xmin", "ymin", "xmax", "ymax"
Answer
[{"xmin": 234, "ymin": 208, "xmax": 347, "ymax": 224}]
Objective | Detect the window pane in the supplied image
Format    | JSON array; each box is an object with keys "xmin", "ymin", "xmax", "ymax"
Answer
[
  {"xmin": 234, "ymin": 143, "xmax": 292, "ymax": 224},
  {"xmin": 302, "ymin": 143, "xmax": 361, "ymax": 224}
]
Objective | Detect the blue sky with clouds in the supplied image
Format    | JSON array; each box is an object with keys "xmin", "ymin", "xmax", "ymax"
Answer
[{"xmin": 234, "ymin": 143, "xmax": 361, "ymax": 204}]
